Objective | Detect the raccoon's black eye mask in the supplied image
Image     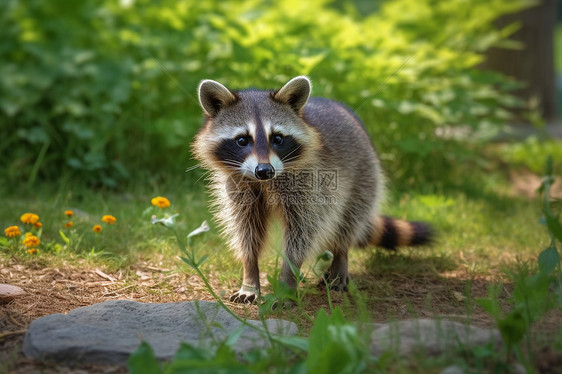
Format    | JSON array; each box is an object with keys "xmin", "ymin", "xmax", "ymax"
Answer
[{"xmin": 271, "ymin": 135, "xmax": 302, "ymax": 162}]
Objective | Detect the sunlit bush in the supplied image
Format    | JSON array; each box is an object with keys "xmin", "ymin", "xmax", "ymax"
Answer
[{"xmin": 0, "ymin": 0, "xmax": 533, "ymax": 188}]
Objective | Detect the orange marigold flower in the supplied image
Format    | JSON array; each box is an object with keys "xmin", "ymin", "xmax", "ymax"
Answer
[
  {"xmin": 34, "ymin": 222, "xmax": 43, "ymax": 229},
  {"xmin": 151, "ymin": 196, "xmax": 171, "ymax": 208},
  {"xmin": 93, "ymin": 225, "xmax": 102, "ymax": 233},
  {"xmin": 4, "ymin": 226, "xmax": 21, "ymax": 238},
  {"xmin": 65, "ymin": 210, "xmax": 74, "ymax": 217},
  {"xmin": 20, "ymin": 213, "xmax": 39, "ymax": 224},
  {"xmin": 28, "ymin": 248, "xmax": 38, "ymax": 255},
  {"xmin": 23, "ymin": 235, "xmax": 40, "ymax": 248},
  {"xmin": 64, "ymin": 221, "xmax": 73, "ymax": 228},
  {"xmin": 102, "ymin": 215, "xmax": 116, "ymax": 224}
]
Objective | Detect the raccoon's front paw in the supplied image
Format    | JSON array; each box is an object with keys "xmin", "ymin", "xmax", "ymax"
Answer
[{"xmin": 229, "ymin": 286, "xmax": 259, "ymax": 304}]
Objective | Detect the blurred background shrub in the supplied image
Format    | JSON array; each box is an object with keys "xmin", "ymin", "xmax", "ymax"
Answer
[{"xmin": 0, "ymin": 0, "xmax": 548, "ymax": 190}]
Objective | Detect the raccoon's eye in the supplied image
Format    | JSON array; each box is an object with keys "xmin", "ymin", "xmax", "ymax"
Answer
[
  {"xmin": 236, "ymin": 136, "xmax": 250, "ymax": 147},
  {"xmin": 271, "ymin": 134, "xmax": 284, "ymax": 146}
]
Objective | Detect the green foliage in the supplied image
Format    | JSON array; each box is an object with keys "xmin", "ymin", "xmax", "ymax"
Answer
[
  {"xmin": 0, "ymin": 0, "xmax": 534, "ymax": 188},
  {"xmin": 307, "ymin": 308, "xmax": 369, "ymax": 373},
  {"xmin": 128, "ymin": 342, "xmax": 163, "ymax": 374},
  {"xmin": 498, "ymin": 137, "xmax": 562, "ymax": 175}
]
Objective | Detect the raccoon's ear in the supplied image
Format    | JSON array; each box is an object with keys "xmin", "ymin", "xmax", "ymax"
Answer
[
  {"xmin": 198, "ymin": 79, "xmax": 237, "ymax": 117},
  {"xmin": 273, "ymin": 76, "xmax": 311, "ymax": 113}
]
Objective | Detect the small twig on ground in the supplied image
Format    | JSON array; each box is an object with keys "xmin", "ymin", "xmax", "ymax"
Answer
[
  {"xmin": 94, "ymin": 269, "xmax": 116, "ymax": 282},
  {"xmin": 102, "ymin": 284, "xmax": 134, "ymax": 296},
  {"xmin": 0, "ymin": 329, "xmax": 27, "ymax": 341}
]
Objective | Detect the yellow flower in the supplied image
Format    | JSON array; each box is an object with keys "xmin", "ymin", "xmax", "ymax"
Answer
[
  {"xmin": 93, "ymin": 225, "xmax": 102, "ymax": 233},
  {"xmin": 65, "ymin": 210, "xmax": 74, "ymax": 217},
  {"xmin": 20, "ymin": 213, "xmax": 39, "ymax": 224},
  {"xmin": 34, "ymin": 222, "xmax": 42, "ymax": 229},
  {"xmin": 102, "ymin": 215, "xmax": 116, "ymax": 224},
  {"xmin": 28, "ymin": 248, "xmax": 38, "ymax": 255},
  {"xmin": 23, "ymin": 235, "xmax": 40, "ymax": 248},
  {"xmin": 4, "ymin": 226, "xmax": 21, "ymax": 238},
  {"xmin": 64, "ymin": 221, "xmax": 73, "ymax": 228},
  {"xmin": 151, "ymin": 196, "xmax": 171, "ymax": 208}
]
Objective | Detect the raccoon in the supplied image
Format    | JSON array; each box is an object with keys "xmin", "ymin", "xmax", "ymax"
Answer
[{"xmin": 192, "ymin": 76, "xmax": 432, "ymax": 304}]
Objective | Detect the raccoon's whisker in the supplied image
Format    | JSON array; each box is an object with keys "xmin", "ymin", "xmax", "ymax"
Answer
[
  {"xmin": 221, "ymin": 159, "xmax": 243, "ymax": 167},
  {"xmin": 185, "ymin": 164, "xmax": 201, "ymax": 173},
  {"xmin": 221, "ymin": 161, "xmax": 243, "ymax": 168},
  {"xmin": 221, "ymin": 158, "xmax": 242, "ymax": 166},
  {"xmin": 280, "ymin": 145, "xmax": 302, "ymax": 163},
  {"xmin": 281, "ymin": 155, "xmax": 300, "ymax": 164},
  {"xmin": 194, "ymin": 169, "xmax": 214, "ymax": 184}
]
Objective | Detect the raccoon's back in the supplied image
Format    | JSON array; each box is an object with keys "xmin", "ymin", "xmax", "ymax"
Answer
[{"xmin": 302, "ymin": 97, "xmax": 377, "ymax": 167}]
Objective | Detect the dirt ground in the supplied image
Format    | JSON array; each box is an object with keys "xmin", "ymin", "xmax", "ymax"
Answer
[{"xmin": 1, "ymin": 257, "xmax": 562, "ymax": 373}]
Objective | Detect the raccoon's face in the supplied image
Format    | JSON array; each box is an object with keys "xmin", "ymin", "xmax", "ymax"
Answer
[{"xmin": 194, "ymin": 76, "xmax": 316, "ymax": 181}]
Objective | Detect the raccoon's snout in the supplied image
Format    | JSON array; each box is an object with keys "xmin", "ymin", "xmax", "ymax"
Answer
[{"xmin": 255, "ymin": 163, "xmax": 275, "ymax": 180}]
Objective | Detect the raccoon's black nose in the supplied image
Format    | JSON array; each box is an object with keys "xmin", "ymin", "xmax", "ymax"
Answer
[{"xmin": 255, "ymin": 163, "xmax": 275, "ymax": 180}]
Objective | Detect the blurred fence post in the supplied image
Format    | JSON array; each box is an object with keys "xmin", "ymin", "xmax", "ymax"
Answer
[{"xmin": 480, "ymin": 0, "xmax": 557, "ymax": 123}]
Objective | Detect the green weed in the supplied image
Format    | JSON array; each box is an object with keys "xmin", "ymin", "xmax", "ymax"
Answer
[{"xmin": 476, "ymin": 157, "xmax": 562, "ymax": 372}]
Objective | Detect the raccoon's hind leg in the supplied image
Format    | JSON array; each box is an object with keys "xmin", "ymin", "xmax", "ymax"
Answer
[
  {"xmin": 321, "ymin": 250, "xmax": 350, "ymax": 291},
  {"xmin": 319, "ymin": 200, "xmax": 372, "ymax": 292}
]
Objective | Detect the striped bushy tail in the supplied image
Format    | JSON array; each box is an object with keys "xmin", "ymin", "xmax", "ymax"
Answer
[{"xmin": 369, "ymin": 216, "xmax": 433, "ymax": 250}]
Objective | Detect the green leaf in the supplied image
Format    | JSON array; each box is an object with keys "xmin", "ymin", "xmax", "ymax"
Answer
[
  {"xmin": 128, "ymin": 341, "xmax": 162, "ymax": 374},
  {"xmin": 475, "ymin": 298, "xmax": 502, "ymax": 320},
  {"xmin": 224, "ymin": 323, "xmax": 245, "ymax": 349},
  {"xmin": 546, "ymin": 214, "xmax": 562, "ymax": 242},
  {"xmin": 173, "ymin": 342, "xmax": 209, "ymax": 361},
  {"xmin": 306, "ymin": 308, "xmax": 365, "ymax": 374},
  {"xmin": 545, "ymin": 155, "xmax": 554, "ymax": 176},
  {"xmin": 271, "ymin": 335, "xmax": 309, "ymax": 352},
  {"xmin": 497, "ymin": 308, "xmax": 526, "ymax": 347},
  {"xmin": 59, "ymin": 230, "xmax": 70, "ymax": 245},
  {"xmin": 538, "ymin": 245, "xmax": 559, "ymax": 274},
  {"xmin": 180, "ymin": 256, "xmax": 196, "ymax": 268},
  {"xmin": 196, "ymin": 254, "xmax": 209, "ymax": 266}
]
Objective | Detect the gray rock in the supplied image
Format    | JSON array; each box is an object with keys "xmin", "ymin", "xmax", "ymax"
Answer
[
  {"xmin": 440, "ymin": 365, "xmax": 466, "ymax": 374},
  {"xmin": 440, "ymin": 362, "xmax": 525, "ymax": 373},
  {"xmin": 370, "ymin": 319, "xmax": 501, "ymax": 357},
  {"xmin": 23, "ymin": 300, "xmax": 297, "ymax": 366}
]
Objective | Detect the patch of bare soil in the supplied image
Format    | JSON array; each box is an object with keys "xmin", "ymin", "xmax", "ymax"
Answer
[
  {"xmin": 1, "ymin": 258, "xmax": 562, "ymax": 373},
  {"xmin": 510, "ymin": 169, "xmax": 562, "ymax": 199}
]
